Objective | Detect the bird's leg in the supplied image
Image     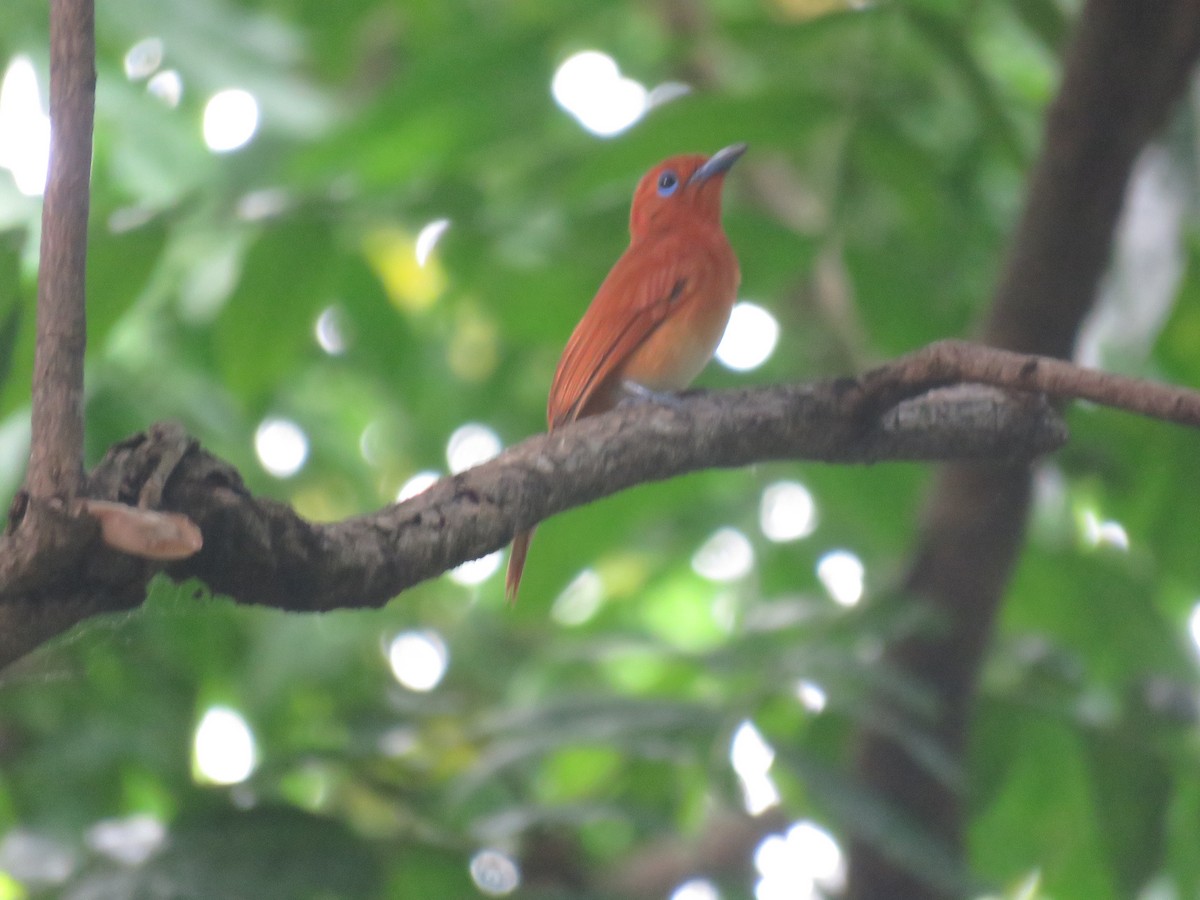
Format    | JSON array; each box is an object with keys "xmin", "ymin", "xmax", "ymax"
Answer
[{"xmin": 619, "ymin": 380, "xmax": 685, "ymax": 408}]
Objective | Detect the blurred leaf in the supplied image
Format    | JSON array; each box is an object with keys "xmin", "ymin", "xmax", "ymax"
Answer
[
  {"xmin": 1, "ymin": 1, "xmax": 1198, "ymax": 898},
  {"xmin": 61, "ymin": 806, "xmax": 381, "ymax": 900}
]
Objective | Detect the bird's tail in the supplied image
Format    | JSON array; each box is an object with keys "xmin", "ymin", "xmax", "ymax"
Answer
[{"xmin": 506, "ymin": 528, "xmax": 535, "ymax": 604}]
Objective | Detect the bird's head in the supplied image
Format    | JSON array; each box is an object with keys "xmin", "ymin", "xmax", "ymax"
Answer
[{"xmin": 629, "ymin": 143, "xmax": 746, "ymax": 239}]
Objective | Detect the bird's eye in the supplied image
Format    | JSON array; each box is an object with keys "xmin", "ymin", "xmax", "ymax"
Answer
[{"xmin": 656, "ymin": 171, "xmax": 679, "ymax": 197}]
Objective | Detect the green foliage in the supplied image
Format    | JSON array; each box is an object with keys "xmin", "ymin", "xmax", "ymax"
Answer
[{"xmin": 1, "ymin": 0, "xmax": 1199, "ymax": 897}]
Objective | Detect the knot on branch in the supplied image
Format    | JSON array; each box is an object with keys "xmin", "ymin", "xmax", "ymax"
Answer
[{"xmin": 0, "ymin": 421, "xmax": 207, "ymax": 608}]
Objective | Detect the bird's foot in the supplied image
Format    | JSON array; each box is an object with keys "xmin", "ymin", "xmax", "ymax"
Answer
[{"xmin": 619, "ymin": 380, "xmax": 685, "ymax": 408}]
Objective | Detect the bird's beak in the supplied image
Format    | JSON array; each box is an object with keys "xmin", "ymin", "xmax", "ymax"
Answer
[{"xmin": 687, "ymin": 142, "xmax": 747, "ymax": 186}]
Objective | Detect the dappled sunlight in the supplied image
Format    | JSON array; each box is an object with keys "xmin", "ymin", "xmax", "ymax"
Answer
[
  {"xmin": 123, "ymin": 35, "xmax": 181, "ymax": 106},
  {"xmin": 123, "ymin": 37, "xmax": 163, "ymax": 80},
  {"xmin": 254, "ymin": 417, "xmax": 309, "ymax": 478},
  {"xmin": 692, "ymin": 527, "xmax": 754, "ymax": 582},
  {"xmin": 193, "ymin": 706, "xmax": 257, "ymax": 785},
  {"xmin": 552, "ymin": 51, "xmax": 647, "ymax": 137},
  {"xmin": 1078, "ymin": 507, "xmax": 1130, "ymax": 551},
  {"xmin": 973, "ymin": 870, "xmax": 1043, "ymax": 900},
  {"xmin": 396, "ymin": 470, "xmax": 441, "ymax": 502},
  {"xmin": 551, "ymin": 568, "xmax": 605, "ymax": 626},
  {"xmin": 236, "ymin": 187, "xmax": 291, "ymax": 221},
  {"xmin": 754, "ymin": 820, "xmax": 845, "ymax": 900},
  {"xmin": 9, "ymin": 0, "xmax": 1191, "ymax": 894},
  {"xmin": 0, "ymin": 56, "xmax": 50, "ymax": 196},
  {"xmin": 446, "ymin": 422, "xmax": 502, "ymax": 473},
  {"xmin": 147, "ymin": 69, "xmax": 183, "ymax": 107},
  {"xmin": 85, "ymin": 814, "xmax": 166, "ymax": 866},
  {"xmin": 816, "ymin": 550, "xmax": 864, "ymax": 607},
  {"xmin": 469, "ymin": 848, "xmax": 521, "ymax": 896},
  {"xmin": 358, "ymin": 421, "xmax": 388, "ymax": 467},
  {"xmin": 716, "ymin": 302, "xmax": 780, "ymax": 372},
  {"xmin": 314, "ymin": 306, "xmax": 349, "ymax": 355},
  {"xmin": 1030, "ymin": 464, "xmax": 1070, "ymax": 539},
  {"xmin": 364, "ymin": 226, "xmax": 447, "ymax": 312},
  {"xmin": 760, "ymin": 480, "xmax": 817, "ymax": 542},
  {"xmin": 0, "ymin": 830, "xmax": 74, "ymax": 887},
  {"xmin": 377, "ymin": 726, "xmax": 418, "ymax": 758},
  {"xmin": 1077, "ymin": 147, "xmax": 1185, "ymax": 370},
  {"xmin": 415, "ymin": 218, "xmax": 451, "ymax": 267},
  {"xmin": 1188, "ymin": 603, "xmax": 1200, "ymax": 660},
  {"xmin": 671, "ymin": 879, "xmax": 721, "ymax": 900},
  {"xmin": 448, "ymin": 550, "xmax": 502, "ymax": 586},
  {"xmin": 387, "ymin": 630, "xmax": 448, "ymax": 691},
  {"xmin": 730, "ymin": 720, "xmax": 781, "ymax": 815},
  {"xmin": 795, "ymin": 679, "xmax": 828, "ymax": 713},
  {"xmin": 712, "ymin": 589, "xmax": 740, "ymax": 634},
  {"xmin": 203, "ymin": 88, "xmax": 259, "ymax": 152}
]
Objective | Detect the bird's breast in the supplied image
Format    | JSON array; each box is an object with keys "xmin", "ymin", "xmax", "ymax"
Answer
[{"xmin": 617, "ymin": 239, "xmax": 739, "ymax": 392}]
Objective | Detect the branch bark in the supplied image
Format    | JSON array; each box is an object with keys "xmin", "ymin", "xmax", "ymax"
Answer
[
  {"xmin": 857, "ymin": 339, "xmax": 1200, "ymax": 427},
  {"xmin": 26, "ymin": 0, "xmax": 94, "ymax": 499},
  {"xmin": 6, "ymin": 332, "xmax": 1200, "ymax": 670},
  {"xmin": 0, "ymin": 370, "xmax": 1074, "ymax": 669},
  {"xmin": 847, "ymin": 1, "xmax": 1200, "ymax": 897},
  {"xmin": 0, "ymin": 0, "xmax": 104, "ymax": 679}
]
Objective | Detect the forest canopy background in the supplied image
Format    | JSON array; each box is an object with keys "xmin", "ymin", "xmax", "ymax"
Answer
[{"xmin": 1, "ymin": 1, "xmax": 1200, "ymax": 899}]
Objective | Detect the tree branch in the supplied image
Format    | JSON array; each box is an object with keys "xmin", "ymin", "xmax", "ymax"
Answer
[
  {"xmin": 26, "ymin": 0, "xmax": 94, "ymax": 499},
  {"xmin": 6, "ymin": 332, "xmax": 1200, "ymax": 669},
  {"xmin": 144, "ymin": 381, "xmax": 1071, "ymax": 608},
  {"xmin": 855, "ymin": 339, "xmax": 1200, "ymax": 427},
  {"xmin": 0, "ymin": 375, "xmax": 1069, "ymax": 668}
]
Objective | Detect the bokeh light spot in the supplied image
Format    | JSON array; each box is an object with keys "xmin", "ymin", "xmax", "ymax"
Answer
[
  {"xmin": 551, "ymin": 569, "xmax": 605, "ymax": 626},
  {"xmin": 692, "ymin": 528, "xmax": 754, "ymax": 582},
  {"xmin": 415, "ymin": 218, "xmax": 450, "ymax": 267},
  {"xmin": 552, "ymin": 51, "xmax": 648, "ymax": 137},
  {"xmin": 0, "ymin": 56, "xmax": 50, "ymax": 196},
  {"xmin": 364, "ymin": 226, "xmax": 447, "ymax": 312},
  {"xmin": 1188, "ymin": 602, "xmax": 1200, "ymax": 659},
  {"xmin": 203, "ymin": 88, "xmax": 259, "ymax": 153},
  {"xmin": 123, "ymin": 37, "xmax": 163, "ymax": 80},
  {"xmin": 817, "ymin": 550, "xmax": 864, "ymax": 607},
  {"xmin": 358, "ymin": 421, "xmax": 390, "ymax": 468},
  {"xmin": 254, "ymin": 418, "xmax": 308, "ymax": 478},
  {"xmin": 795, "ymin": 679, "xmax": 828, "ymax": 713},
  {"xmin": 754, "ymin": 820, "xmax": 845, "ymax": 900},
  {"xmin": 0, "ymin": 829, "xmax": 75, "ymax": 886},
  {"xmin": 147, "ymin": 70, "xmax": 183, "ymax": 107},
  {"xmin": 85, "ymin": 814, "xmax": 166, "ymax": 866},
  {"xmin": 731, "ymin": 720, "xmax": 775, "ymax": 776},
  {"xmin": 1080, "ymin": 508, "xmax": 1130, "ymax": 551},
  {"xmin": 759, "ymin": 480, "xmax": 817, "ymax": 542},
  {"xmin": 730, "ymin": 720, "xmax": 780, "ymax": 815},
  {"xmin": 671, "ymin": 878, "xmax": 721, "ymax": 900},
  {"xmin": 397, "ymin": 470, "xmax": 441, "ymax": 502},
  {"xmin": 315, "ymin": 306, "xmax": 349, "ymax": 355},
  {"xmin": 448, "ymin": 550, "xmax": 502, "ymax": 586},
  {"xmin": 446, "ymin": 422, "xmax": 502, "ymax": 474},
  {"xmin": 791, "ymin": 821, "xmax": 846, "ymax": 892},
  {"xmin": 236, "ymin": 188, "xmax": 290, "ymax": 221},
  {"xmin": 387, "ymin": 630, "xmax": 448, "ymax": 691},
  {"xmin": 194, "ymin": 706, "xmax": 257, "ymax": 785},
  {"xmin": 716, "ymin": 302, "xmax": 780, "ymax": 372},
  {"xmin": 469, "ymin": 849, "xmax": 521, "ymax": 896}
]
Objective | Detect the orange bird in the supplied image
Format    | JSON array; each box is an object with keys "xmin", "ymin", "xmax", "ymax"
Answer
[{"xmin": 506, "ymin": 143, "xmax": 746, "ymax": 602}]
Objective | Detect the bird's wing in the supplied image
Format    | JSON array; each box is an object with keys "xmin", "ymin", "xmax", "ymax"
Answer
[{"xmin": 547, "ymin": 239, "xmax": 692, "ymax": 429}]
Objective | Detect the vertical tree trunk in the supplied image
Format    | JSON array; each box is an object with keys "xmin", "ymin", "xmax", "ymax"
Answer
[{"xmin": 847, "ymin": 2, "xmax": 1200, "ymax": 897}]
